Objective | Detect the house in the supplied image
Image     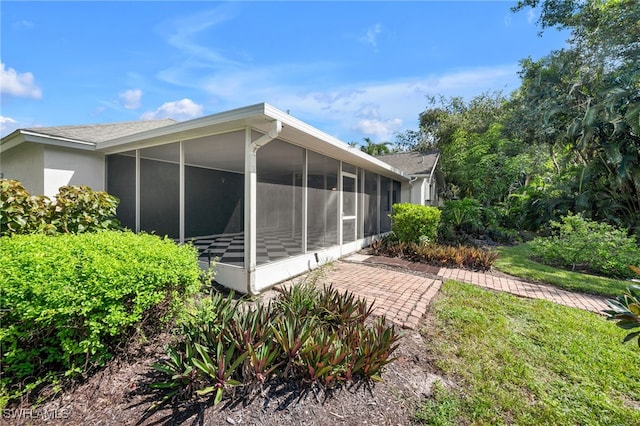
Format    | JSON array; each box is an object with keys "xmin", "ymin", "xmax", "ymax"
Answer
[
  {"xmin": 0, "ymin": 103, "xmax": 410, "ymax": 294},
  {"xmin": 376, "ymin": 150, "xmax": 443, "ymax": 207}
]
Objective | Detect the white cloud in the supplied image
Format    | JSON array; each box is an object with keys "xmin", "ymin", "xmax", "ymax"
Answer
[
  {"xmin": 155, "ymin": 9, "xmax": 520, "ymax": 142},
  {"xmin": 12, "ymin": 20, "xmax": 34, "ymax": 30},
  {"xmin": 141, "ymin": 98, "xmax": 203, "ymax": 121},
  {"xmin": 0, "ymin": 116, "xmax": 18, "ymax": 137},
  {"xmin": 0, "ymin": 63, "xmax": 42, "ymax": 99},
  {"xmin": 268, "ymin": 65, "xmax": 519, "ymax": 141},
  {"xmin": 527, "ymin": 9, "xmax": 537, "ymax": 24},
  {"xmin": 119, "ymin": 89, "xmax": 143, "ymax": 110},
  {"xmin": 359, "ymin": 24, "xmax": 382, "ymax": 48},
  {"xmin": 353, "ymin": 118, "xmax": 403, "ymax": 140}
]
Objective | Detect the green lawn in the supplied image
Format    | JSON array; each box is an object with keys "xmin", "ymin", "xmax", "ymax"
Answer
[
  {"xmin": 416, "ymin": 281, "xmax": 640, "ymax": 425},
  {"xmin": 495, "ymin": 244, "xmax": 631, "ymax": 298}
]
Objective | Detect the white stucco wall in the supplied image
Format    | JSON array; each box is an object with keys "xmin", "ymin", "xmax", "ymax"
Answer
[
  {"xmin": 0, "ymin": 142, "xmax": 45, "ymax": 194},
  {"xmin": 44, "ymin": 146, "xmax": 105, "ymax": 197}
]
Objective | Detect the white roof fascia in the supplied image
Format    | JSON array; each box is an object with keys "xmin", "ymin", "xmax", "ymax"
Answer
[
  {"xmin": 1, "ymin": 130, "xmax": 96, "ymax": 153},
  {"xmin": 262, "ymin": 104, "xmax": 409, "ymax": 181},
  {"xmin": 97, "ymin": 103, "xmax": 268, "ymax": 152}
]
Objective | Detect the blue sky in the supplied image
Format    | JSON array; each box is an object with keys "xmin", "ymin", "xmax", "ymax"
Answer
[{"xmin": 0, "ymin": 1, "xmax": 569, "ymax": 144}]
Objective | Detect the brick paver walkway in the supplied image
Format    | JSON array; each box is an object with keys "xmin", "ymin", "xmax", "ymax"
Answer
[
  {"xmin": 437, "ymin": 267, "xmax": 609, "ymax": 313},
  {"xmin": 320, "ymin": 262, "xmax": 441, "ymax": 330},
  {"xmin": 279, "ymin": 254, "xmax": 610, "ymax": 330}
]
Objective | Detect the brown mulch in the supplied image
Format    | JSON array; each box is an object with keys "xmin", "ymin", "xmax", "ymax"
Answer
[{"xmin": 3, "ymin": 301, "xmax": 447, "ymax": 426}]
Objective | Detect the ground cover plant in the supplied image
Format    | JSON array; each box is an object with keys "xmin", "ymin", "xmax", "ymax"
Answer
[
  {"xmin": 0, "ymin": 231, "xmax": 202, "ymax": 406},
  {"xmin": 495, "ymin": 243, "xmax": 630, "ymax": 297},
  {"xmin": 371, "ymin": 235, "xmax": 498, "ymax": 271},
  {"xmin": 149, "ymin": 278, "xmax": 401, "ymax": 411},
  {"xmin": 528, "ymin": 213, "xmax": 640, "ymax": 279},
  {"xmin": 417, "ymin": 280, "xmax": 640, "ymax": 425}
]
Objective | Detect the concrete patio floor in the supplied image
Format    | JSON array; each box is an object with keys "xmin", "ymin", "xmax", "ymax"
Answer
[{"xmin": 280, "ymin": 254, "xmax": 610, "ymax": 330}]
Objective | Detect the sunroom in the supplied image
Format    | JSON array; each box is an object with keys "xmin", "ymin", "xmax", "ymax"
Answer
[{"xmin": 99, "ymin": 103, "xmax": 407, "ymax": 294}]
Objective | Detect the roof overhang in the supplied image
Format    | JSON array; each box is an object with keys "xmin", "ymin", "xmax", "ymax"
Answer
[
  {"xmin": 1, "ymin": 129, "xmax": 96, "ymax": 153},
  {"xmin": 97, "ymin": 103, "xmax": 409, "ymax": 181}
]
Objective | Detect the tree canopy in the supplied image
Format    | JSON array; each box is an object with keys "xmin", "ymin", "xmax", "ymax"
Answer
[{"xmin": 394, "ymin": 0, "xmax": 640, "ymax": 235}]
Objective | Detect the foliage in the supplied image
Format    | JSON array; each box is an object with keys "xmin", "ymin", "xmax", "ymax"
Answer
[
  {"xmin": 359, "ymin": 137, "xmax": 392, "ymax": 155},
  {"xmin": 605, "ymin": 283, "xmax": 640, "ymax": 347},
  {"xmin": 0, "ymin": 179, "xmax": 120, "ymax": 236},
  {"xmin": 47, "ymin": 185, "xmax": 120, "ymax": 233},
  {"xmin": 390, "ymin": 202, "xmax": 441, "ymax": 244},
  {"xmin": 0, "ymin": 179, "xmax": 53, "ymax": 235},
  {"xmin": 0, "ymin": 231, "xmax": 201, "ymax": 403},
  {"xmin": 509, "ymin": 0, "xmax": 640, "ymax": 236},
  {"xmin": 437, "ymin": 198, "xmax": 519, "ymax": 246},
  {"xmin": 604, "ymin": 265, "xmax": 640, "ymax": 346},
  {"xmin": 151, "ymin": 280, "xmax": 400, "ymax": 409},
  {"xmin": 396, "ymin": 1, "xmax": 640, "ymax": 237},
  {"xmin": 495, "ymin": 244, "xmax": 629, "ymax": 297},
  {"xmin": 418, "ymin": 280, "xmax": 640, "ymax": 425},
  {"xmin": 371, "ymin": 236, "xmax": 498, "ymax": 271},
  {"xmin": 529, "ymin": 213, "xmax": 640, "ymax": 278}
]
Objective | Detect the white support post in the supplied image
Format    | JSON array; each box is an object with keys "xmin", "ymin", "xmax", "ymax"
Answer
[
  {"xmin": 244, "ymin": 127, "xmax": 257, "ymax": 293},
  {"xmin": 302, "ymin": 149, "xmax": 308, "ymax": 253},
  {"xmin": 338, "ymin": 161, "xmax": 343, "ymax": 247},
  {"xmin": 179, "ymin": 141, "xmax": 185, "ymax": 243},
  {"xmin": 376, "ymin": 174, "xmax": 381, "ymax": 235},
  {"xmin": 135, "ymin": 149, "xmax": 140, "ymax": 233}
]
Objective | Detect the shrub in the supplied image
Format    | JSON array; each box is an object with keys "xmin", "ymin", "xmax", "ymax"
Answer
[
  {"xmin": 391, "ymin": 203, "xmax": 441, "ymax": 244},
  {"xmin": 0, "ymin": 231, "xmax": 201, "ymax": 401},
  {"xmin": 529, "ymin": 213, "xmax": 640, "ymax": 278},
  {"xmin": 0, "ymin": 179, "xmax": 120, "ymax": 236},
  {"xmin": 439, "ymin": 198, "xmax": 486, "ymax": 236},
  {"xmin": 47, "ymin": 185, "xmax": 120, "ymax": 233},
  {"xmin": 437, "ymin": 198, "xmax": 522, "ymax": 246},
  {"xmin": 151, "ymin": 280, "xmax": 400, "ymax": 409},
  {"xmin": 0, "ymin": 179, "xmax": 52, "ymax": 235}
]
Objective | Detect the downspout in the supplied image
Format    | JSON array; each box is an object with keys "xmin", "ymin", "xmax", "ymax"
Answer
[
  {"xmin": 252, "ymin": 120, "xmax": 282, "ymax": 151},
  {"xmin": 246, "ymin": 119, "xmax": 282, "ymax": 295}
]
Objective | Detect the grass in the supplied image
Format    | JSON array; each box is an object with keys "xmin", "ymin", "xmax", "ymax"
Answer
[
  {"xmin": 495, "ymin": 243, "xmax": 630, "ymax": 297},
  {"xmin": 416, "ymin": 281, "xmax": 640, "ymax": 426}
]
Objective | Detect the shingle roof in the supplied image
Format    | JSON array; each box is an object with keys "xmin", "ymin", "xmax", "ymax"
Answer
[
  {"xmin": 22, "ymin": 119, "xmax": 178, "ymax": 144},
  {"xmin": 375, "ymin": 150, "xmax": 440, "ymax": 175}
]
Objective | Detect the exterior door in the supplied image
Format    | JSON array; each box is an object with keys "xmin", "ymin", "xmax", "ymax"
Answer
[{"xmin": 342, "ymin": 173, "xmax": 357, "ymax": 243}]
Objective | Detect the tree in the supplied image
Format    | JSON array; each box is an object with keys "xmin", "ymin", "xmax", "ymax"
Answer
[
  {"xmin": 511, "ymin": 0, "xmax": 640, "ymax": 234},
  {"xmin": 359, "ymin": 137, "xmax": 392, "ymax": 155}
]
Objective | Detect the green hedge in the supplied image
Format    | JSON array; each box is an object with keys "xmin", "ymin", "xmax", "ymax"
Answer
[
  {"xmin": 391, "ymin": 203, "xmax": 441, "ymax": 243},
  {"xmin": 0, "ymin": 231, "xmax": 201, "ymax": 395}
]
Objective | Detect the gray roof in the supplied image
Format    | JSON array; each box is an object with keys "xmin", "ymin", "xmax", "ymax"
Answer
[
  {"xmin": 375, "ymin": 150, "xmax": 440, "ymax": 176},
  {"xmin": 22, "ymin": 119, "xmax": 178, "ymax": 144}
]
